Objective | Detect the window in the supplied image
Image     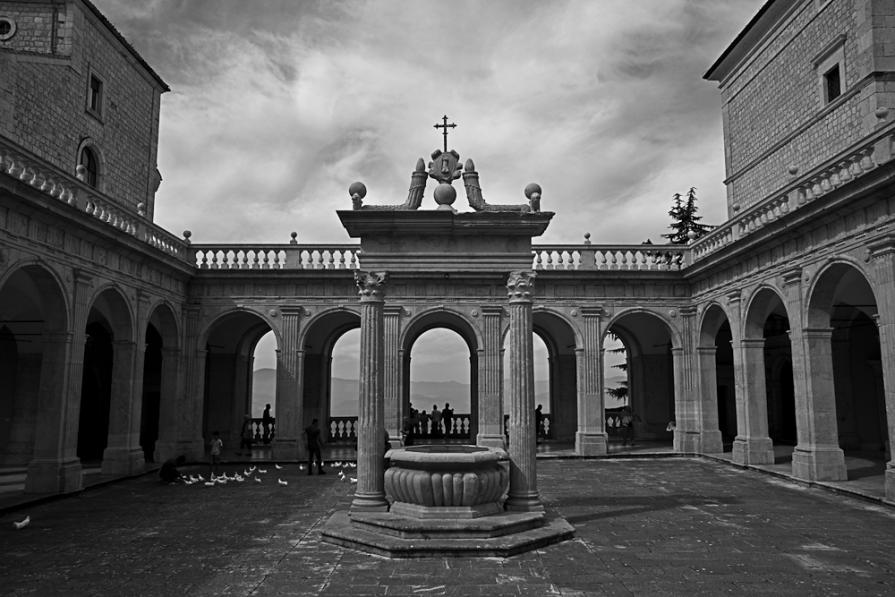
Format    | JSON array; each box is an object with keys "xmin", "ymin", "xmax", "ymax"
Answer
[
  {"xmin": 0, "ymin": 17, "xmax": 15, "ymax": 41},
  {"xmin": 814, "ymin": 35, "xmax": 845, "ymax": 106},
  {"xmin": 86, "ymin": 73, "xmax": 104, "ymax": 118},
  {"xmin": 824, "ymin": 64, "xmax": 841, "ymax": 102},
  {"xmin": 79, "ymin": 146, "xmax": 98, "ymax": 188}
]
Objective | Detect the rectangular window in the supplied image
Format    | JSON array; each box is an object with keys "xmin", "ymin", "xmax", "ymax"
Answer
[
  {"xmin": 86, "ymin": 73, "xmax": 104, "ymax": 118},
  {"xmin": 824, "ymin": 65, "xmax": 841, "ymax": 102}
]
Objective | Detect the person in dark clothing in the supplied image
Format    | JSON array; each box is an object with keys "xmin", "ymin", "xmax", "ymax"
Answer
[
  {"xmin": 239, "ymin": 414, "xmax": 254, "ymax": 455},
  {"xmin": 441, "ymin": 403, "xmax": 454, "ymax": 438},
  {"xmin": 262, "ymin": 404, "xmax": 273, "ymax": 444},
  {"xmin": 304, "ymin": 418, "xmax": 325, "ymax": 475},
  {"xmin": 159, "ymin": 455, "xmax": 185, "ymax": 484}
]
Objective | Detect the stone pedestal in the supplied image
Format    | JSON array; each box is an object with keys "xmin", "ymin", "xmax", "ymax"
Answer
[
  {"xmin": 696, "ymin": 347, "xmax": 724, "ymax": 453},
  {"xmin": 733, "ymin": 339, "xmax": 775, "ymax": 465},
  {"xmin": 504, "ymin": 271, "xmax": 543, "ymax": 513},
  {"xmin": 477, "ymin": 306, "xmax": 506, "ymax": 448},
  {"xmin": 351, "ymin": 271, "xmax": 390, "ymax": 513},
  {"xmin": 575, "ymin": 308, "xmax": 608, "ymax": 456}
]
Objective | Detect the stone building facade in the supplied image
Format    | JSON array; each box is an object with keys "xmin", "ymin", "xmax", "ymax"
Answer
[{"xmin": 2, "ymin": 0, "xmax": 895, "ymax": 504}]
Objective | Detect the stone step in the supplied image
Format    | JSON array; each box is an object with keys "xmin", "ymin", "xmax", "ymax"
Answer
[
  {"xmin": 348, "ymin": 510, "xmax": 546, "ymax": 539},
  {"xmin": 321, "ymin": 510, "xmax": 575, "ymax": 558}
]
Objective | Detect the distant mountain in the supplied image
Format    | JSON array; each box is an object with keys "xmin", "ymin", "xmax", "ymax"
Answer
[{"xmin": 252, "ymin": 370, "xmax": 550, "ymax": 416}]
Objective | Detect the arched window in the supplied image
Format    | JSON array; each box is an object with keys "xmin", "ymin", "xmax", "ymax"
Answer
[{"xmin": 78, "ymin": 145, "xmax": 99, "ymax": 188}]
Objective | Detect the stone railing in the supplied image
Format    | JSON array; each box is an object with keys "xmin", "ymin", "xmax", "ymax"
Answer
[
  {"xmin": 690, "ymin": 125, "xmax": 895, "ymax": 263},
  {"xmin": 0, "ymin": 136, "xmax": 191, "ymax": 263},
  {"xmin": 193, "ymin": 244, "xmax": 361, "ymax": 270},
  {"xmin": 533, "ymin": 244, "xmax": 688, "ymax": 271}
]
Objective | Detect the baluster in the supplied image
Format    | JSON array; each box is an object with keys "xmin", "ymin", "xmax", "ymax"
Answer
[{"xmin": 337, "ymin": 250, "xmax": 346, "ymax": 270}]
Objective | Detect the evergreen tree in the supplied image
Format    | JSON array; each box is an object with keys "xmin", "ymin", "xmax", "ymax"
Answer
[
  {"xmin": 662, "ymin": 187, "xmax": 712, "ymax": 244},
  {"xmin": 605, "ymin": 332, "xmax": 629, "ymax": 404}
]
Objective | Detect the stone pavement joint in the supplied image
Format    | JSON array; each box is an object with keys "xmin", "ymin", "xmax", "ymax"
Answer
[{"xmin": 1, "ymin": 458, "xmax": 894, "ymax": 596}]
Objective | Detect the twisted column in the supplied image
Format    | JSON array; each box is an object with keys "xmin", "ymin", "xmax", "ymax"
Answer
[
  {"xmin": 505, "ymin": 270, "xmax": 544, "ymax": 512},
  {"xmin": 351, "ymin": 271, "xmax": 390, "ymax": 512}
]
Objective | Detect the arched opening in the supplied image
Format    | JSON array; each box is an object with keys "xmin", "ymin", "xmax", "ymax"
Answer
[
  {"xmin": 139, "ymin": 323, "xmax": 162, "ymax": 463},
  {"xmin": 301, "ymin": 310, "xmax": 361, "ymax": 448},
  {"xmin": 742, "ymin": 287, "xmax": 796, "ymax": 465},
  {"xmin": 603, "ymin": 332, "xmax": 628, "ymax": 444},
  {"xmin": 402, "ymin": 311, "xmax": 479, "ymax": 443},
  {"xmin": 605, "ymin": 311, "xmax": 676, "ymax": 450},
  {"xmin": 251, "ymin": 330, "xmax": 277, "ymax": 446},
  {"xmin": 715, "ymin": 321, "xmax": 736, "ymax": 447},
  {"xmin": 528, "ymin": 311, "xmax": 577, "ymax": 446},
  {"xmin": 0, "ymin": 264, "xmax": 68, "ymax": 487},
  {"xmin": 202, "ymin": 311, "xmax": 274, "ymax": 456},
  {"xmin": 78, "ymin": 320, "xmax": 113, "ymax": 463},
  {"xmin": 78, "ymin": 145, "xmax": 100, "ymax": 188},
  {"xmin": 409, "ymin": 328, "xmax": 470, "ymax": 441},
  {"xmin": 809, "ymin": 264, "xmax": 888, "ymax": 482}
]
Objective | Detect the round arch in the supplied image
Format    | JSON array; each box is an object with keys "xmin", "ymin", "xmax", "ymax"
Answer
[
  {"xmin": 530, "ymin": 309, "xmax": 580, "ymax": 443},
  {"xmin": 743, "ymin": 284, "xmax": 789, "ymax": 339},
  {"xmin": 807, "ymin": 260, "xmax": 878, "ymax": 328},
  {"xmin": 603, "ymin": 307, "xmax": 683, "ymax": 350},
  {"xmin": 698, "ymin": 302, "xmax": 736, "ymax": 448},
  {"xmin": 698, "ymin": 302, "xmax": 733, "ymax": 347}
]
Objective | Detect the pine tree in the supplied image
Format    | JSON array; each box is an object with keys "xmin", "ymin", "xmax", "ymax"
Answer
[{"xmin": 662, "ymin": 187, "xmax": 712, "ymax": 244}]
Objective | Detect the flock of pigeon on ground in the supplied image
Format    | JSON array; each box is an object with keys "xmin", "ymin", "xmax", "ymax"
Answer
[{"xmin": 9, "ymin": 461, "xmax": 360, "ymax": 530}]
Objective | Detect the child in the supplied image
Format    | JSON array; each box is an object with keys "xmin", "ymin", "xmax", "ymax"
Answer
[{"xmin": 210, "ymin": 431, "xmax": 223, "ymax": 476}]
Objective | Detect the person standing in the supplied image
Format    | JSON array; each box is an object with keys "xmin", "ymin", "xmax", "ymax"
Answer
[
  {"xmin": 304, "ymin": 418, "xmax": 325, "ymax": 475},
  {"xmin": 262, "ymin": 404, "xmax": 273, "ymax": 444},
  {"xmin": 418, "ymin": 409, "xmax": 430, "ymax": 438},
  {"xmin": 239, "ymin": 414, "xmax": 254, "ymax": 455},
  {"xmin": 430, "ymin": 405, "xmax": 442, "ymax": 438},
  {"xmin": 209, "ymin": 431, "xmax": 223, "ymax": 477},
  {"xmin": 441, "ymin": 403, "xmax": 454, "ymax": 438}
]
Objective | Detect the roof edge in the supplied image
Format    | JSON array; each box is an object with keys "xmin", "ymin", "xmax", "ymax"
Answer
[{"xmin": 704, "ymin": 0, "xmax": 780, "ymax": 82}]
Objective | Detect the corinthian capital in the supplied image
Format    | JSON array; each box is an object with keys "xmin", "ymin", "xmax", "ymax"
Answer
[
  {"xmin": 506, "ymin": 270, "xmax": 536, "ymax": 302},
  {"xmin": 355, "ymin": 271, "xmax": 387, "ymax": 301}
]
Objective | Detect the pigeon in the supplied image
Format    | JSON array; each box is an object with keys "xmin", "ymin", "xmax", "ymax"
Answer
[
  {"xmin": 278, "ymin": 478, "xmax": 288, "ymax": 486},
  {"xmin": 338, "ymin": 471, "xmax": 346, "ymax": 481},
  {"xmin": 275, "ymin": 464, "xmax": 283, "ymax": 470},
  {"xmin": 254, "ymin": 477, "xmax": 262, "ymax": 483},
  {"xmin": 197, "ymin": 474, "xmax": 205, "ymax": 482},
  {"xmin": 248, "ymin": 466, "xmax": 256, "ymax": 473},
  {"xmin": 12, "ymin": 516, "xmax": 30, "ymax": 530},
  {"xmin": 235, "ymin": 475, "xmax": 245, "ymax": 482},
  {"xmin": 347, "ymin": 462, "xmax": 357, "ymax": 468},
  {"xmin": 298, "ymin": 464, "xmax": 305, "ymax": 471},
  {"xmin": 349, "ymin": 477, "xmax": 358, "ymax": 484},
  {"xmin": 189, "ymin": 475, "xmax": 199, "ymax": 483},
  {"xmin": 243, "ymin": 468, "xmax": 251, "ymax": 476},
  {"xmin": 257, "ymin": 468, "xmax": 267, "ymax": 474},
  {"xmin": 204, "ymin": 481, "xmax": 215, "ymax": 487},
  {"xmin": 333, "ymin": 461, "xmax": 342, "ymax": 467}
]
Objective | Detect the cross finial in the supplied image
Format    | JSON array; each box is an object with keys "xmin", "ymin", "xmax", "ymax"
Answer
[{"xmin": 433, "ymin": 115, "xmax": 457, "ymax": 153}]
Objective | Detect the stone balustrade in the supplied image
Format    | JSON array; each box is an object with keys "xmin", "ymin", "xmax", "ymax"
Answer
[
  {"xmin": 691, "ymin": 126, "xmax": 895, "ymax": 263},
  {"xmin": 0, "ymin": 137, "xmax": 190, "ymax": 263},
  {"xmin": 193, "ymin": 245, "xmax": 361, "ymax": 270},
  {"xmin": 533, "ymin": 245, "xmax": 687, "ymax": 271}
]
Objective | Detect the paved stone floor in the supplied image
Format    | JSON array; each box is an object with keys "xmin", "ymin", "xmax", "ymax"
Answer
[{"xmin": 1, "ymin": 458, "xmax": 894, "ymax": 596}]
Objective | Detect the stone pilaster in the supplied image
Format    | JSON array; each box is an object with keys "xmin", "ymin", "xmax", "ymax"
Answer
[
  {"xmin": 274, "ymin": 307, "xmax": 304, "ymax": 460},
  {"xmin": 732, "ymin": 338, "xmax": 774, "ymax": 465},
  {"xmin": 153, "ymin": 347, "xmax": 182, "ymax": 462},
  {"xmin": 351, "ymin": 271, "xmax": 389, "ymax": 513},
  {"xmin": 25, "ymin": 331, "xmax": 81, "ymax": 494},
  {"xmin": 575, "ymin": 307, "xmax": 607, "ymax": 455},
  {"xmin": 102, "ymin": 339, "xmax": 144, "ymax": 476},
  {"xmin": 673, "ymin": 306, "xmax": 701, "ymax": 453},
  {"xmin": 504, "ymin": 270, "xmax": 543, "ymax": 513},
  {"xmin": 477, "ymin": 305, "xmax": 505, "ymax": 448},
  {"xmin": 792, "ymin": 327, "xmax": 847, "ymax": 481},
  {"xmin": 383, "ymin": 306, "xmax": 404, "ymax": 447},
  {"xmin": 181, "ymin": 305, "xmax": 206, "ymax": 460},
  {"xmin": 695, "ymin": 346, "xmax": 723, "ymax": 453}
]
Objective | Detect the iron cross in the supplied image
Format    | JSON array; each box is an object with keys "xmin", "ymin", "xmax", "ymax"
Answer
[{"xmin": 434, "ymin": 115, "xmax": 457, "ymax": 152}]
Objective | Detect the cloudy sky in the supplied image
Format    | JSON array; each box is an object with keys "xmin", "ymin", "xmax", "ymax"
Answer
[
  {"xmin": 95, "ymin": 0, "xmax": 765, "ymax": 387},
  {"xmin": 97, "ymin": 0, "xmax": 764, "ymax": 246}
]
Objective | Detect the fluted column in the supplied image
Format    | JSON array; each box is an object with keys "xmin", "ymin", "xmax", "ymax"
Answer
[
  {"xmin": 383, "ymin": 306, "xmax": 403, "ymax": 447},
  {"xmin": 576, "ymin": 307, "xmax": 606, "ymax": 454},
  {"xmin": 477, "ymin": 305, "xmax": 505, "ymax": 447},
  {"xmin": 505, "ymin": 270, "xmax": 543, "ymax": 513},
  {"xmin": 274, "ymin": 307, "xmax": 303, "ymax": 460},
  {"xmin": 351, "ymin": 271, "xmax": 389, "ymax": 513}
]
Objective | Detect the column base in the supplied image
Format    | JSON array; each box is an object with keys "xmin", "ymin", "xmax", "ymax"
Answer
[
  {"xmin": 885, "ymin": 465, "xmax": 895, "ymax": 504},
  {"xmin": 350, "ymin": 493, "xmax": 390, "ymax": 513},
  {"xmin": 25, "ymin": 457, "xmax": 82, "ymax": 494},
  {"xmin": 505, "ymin": 492, "xmax": 545, "ymax": 513},
  {"xmin": 698, "ymin": 430, "xmax": 724, "ymax": 454},
  {"xmin": 575, "ymin": 432, "xmax": 607, "ymax": 456},
  {"xmin": 673, "ymin": 430, "xmax": 702, "ymax": 453},
  {"xmin": 477, "ymin": 434, "xmax": 507, "ymax": 449},
  {"xmin": 101, "ymin": 446, "xmax": 145, "ymax": 476},
  {"xmin": 791, "ymin": 445, "xmax": 847, "ymax": 482},
  {"xmin": 731, "ymin": 436, "xmax": 774, "ymax": 465},
  {"xmin": 153, "ymin": 440, "xmax": 182, "ymax": 464},
  {"xmin": 272, "ymin": 438, "xmax": 301, "ymax": 461}
]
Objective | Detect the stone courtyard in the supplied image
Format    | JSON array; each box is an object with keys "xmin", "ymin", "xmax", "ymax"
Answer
[{"xmin": 2, "ymin": 458, "xmax": 894, "ymax": 596}]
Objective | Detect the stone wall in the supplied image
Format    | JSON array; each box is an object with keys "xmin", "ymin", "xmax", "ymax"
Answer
[{"xmin": 0, "ymin": 0, "xmax": 163, "ymax": 217}]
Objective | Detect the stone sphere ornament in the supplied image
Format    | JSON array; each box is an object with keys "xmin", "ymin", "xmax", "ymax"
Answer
[
  {"xmin": 433, "ymin": 182, "xmax": 457, "ymax": 210},
  {"xmin": 349, "ymin": 181, "xmax": 367, "ymax": 209}
]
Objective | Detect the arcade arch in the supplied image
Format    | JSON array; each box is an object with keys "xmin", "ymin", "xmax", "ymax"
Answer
[
  {"xmin": 409, "ymin": 328, "xmax": 470, "ymax": 439},
  {"xmin": 741, "ymin": 287, "xmax": 796, "ymax": 464},
  {"xmin": 531, "ymin": 310, "xmax": 578, "ymax": 444},
  {"xmin": 0, "ymin": 264, "xmax": 68, "ymax": 467},
  {"xmin": 696, "ymin": 303, "xmax": 733, "ymax": 453},
  {"xmin": 604, "ymin": 310, "xmax": 677, "ymax": 446},
  {"xmin": 807, "ymin": 263, "xmax": 889, "ymax": 477},
  {"xmin": 140, "ymin": 303, "xmax": 180, "ymax": 463},
  {"xmin": 202, "ymin": 310, "xmax": 275, "ymax": 449}
]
